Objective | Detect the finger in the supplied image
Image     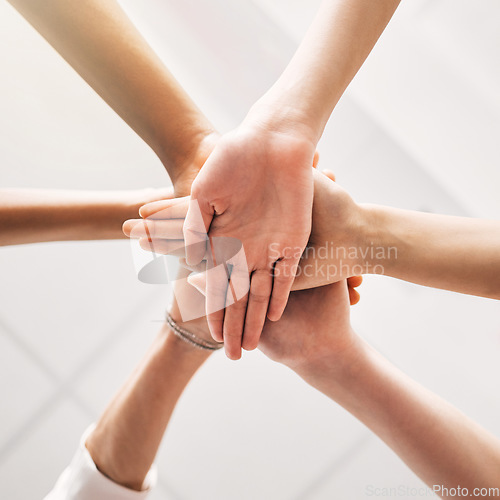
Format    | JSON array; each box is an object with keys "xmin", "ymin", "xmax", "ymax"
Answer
[
  {"xmin": 139, "ymin": 196, "xmax": 190, "ymax": 219},
  {"xmin": 184, "ymin": 198, "xmax": 212, "ymax": 266},
  {"xmin": 221, "ymin": 252, "xmax": 251, "ymax": 357},
  {"xmin": 181, "ymin": 259, "xmax": 207, "ymax": 275},
  {"xmin": 137, "ymin": 237, "xmax": 159, "ymax": 255},
  {"xmin": 138, "ymin": 238, "xmax": 186, "ymax": 257},
  {"xmin": 313, "ymin": 151, "xmax": 320, "ymax": 168},
  {"xmin": 205, "ymin": 260, "xmax": 229, "ymax": 342},
  {"xmin": 122, "ymin": 219, "xmax": 138, "ymax": 238},
  {"xmin": 348, "ymin": 285, "xmax": 361, "ymax": 305},
  {"xmin": 242, "ymin": 269, "xmax": 272, "ymax": 351},
  {"xmin": 267, "ymin": 257, "xmax": 297, "ymax": 321},
  {"xmin": 222, "ymin": 284, "xmax": 248, "ymax": 360},
  {"xmin": 125, "ymin": 219, "xmax": 185, "ymax": 239},
  {"xmin": 322, "ymin": 169, "xmax": 336, "ymax": 182},
  {"xmin": 347, "ymin": 275, "xmax": 363, "ymax": 288},
  {"xmin": 187, "ymin": 272, "xmax": 207, "ymax": 295}
]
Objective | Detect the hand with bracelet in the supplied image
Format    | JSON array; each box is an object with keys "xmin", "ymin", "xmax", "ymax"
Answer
[{"xmin": 51, "ymin": 268, "xmax": 221, "ymax": 497}]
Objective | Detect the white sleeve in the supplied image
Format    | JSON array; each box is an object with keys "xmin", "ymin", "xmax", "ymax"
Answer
[{"xmin": 44, "ymin": 425, "xmax": 157, "ymax": 500}]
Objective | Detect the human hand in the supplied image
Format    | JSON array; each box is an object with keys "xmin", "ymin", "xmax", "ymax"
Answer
[
  {"xmin": 259, "ymin": 280, "xmax": 359, "ymax": 375},
  {"xmin": 174, "ymin": 272, "xmax": 360, "ymax": 366},
  {"xmin": 123, "ymin": 166, "xmax": 363, "ymax": 299},
  {"xmin": 122, "ymin": 187, "xmax": 174, "ymax": 214},
  {"xmin": 291, "ymin": 169, "xmax": 367, "ymax": 291},
  {"xmin": 168, "ymin": 265, "xmax": 218, "ymax": 348},
  {"xmin": 182, "ymin": 124, "xmax": 315, "ymax": 359}
]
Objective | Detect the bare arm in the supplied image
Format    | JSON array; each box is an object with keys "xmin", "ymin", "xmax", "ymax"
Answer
[
  {"xmin": 248, "ymin": 0, "xmax": 401, "ymax": 143},
  {"xmin": 287, "ymin": 171, "xmax": 500, "ymax": 300},
  {"xmin": 85, "ymin": 267, "xmax": 213, "ymax": 490},
  {"xmin": 259, "ymin": 282, "xmax": 500, "ymax": 496},
  {"xmin": 0, "ymin": 187, "xmax": 170, "ymax": 246},
  {"xmin": 302, "ymin": 338, "xmax": 500, "ymax": 495},
  {"xmin": 181, "ymin": 0, "xmax": 401, "ymax": 358},
  {"xmin": 131, "ymin": 170, "xmax": 500, "ymax": 300},
  {"xmin": 361, "ymin": 204, "xmax": 500, "ymax": 300},
  {"xmin": 85, "ymin": 326, "xmax": 210, "ymax": 490},
  {"xmin": 7, "ymin": 0, "xmax": 216, "ymax": 193}
]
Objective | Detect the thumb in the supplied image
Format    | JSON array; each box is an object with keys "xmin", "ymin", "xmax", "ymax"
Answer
[
  {"xmin": 312, "ymin": 151, "xmax": 320, "ymax": 168},
  {"xmin": 187, "ymin": 272, "xmax": 207, "ymax": 296},
  {"xmin": 184, "ymin": 197, "xmax": 213, "ymax": 266},
  {"xmin": 322, "ymin": 169, "xmax": 336, "ymax": 182}
]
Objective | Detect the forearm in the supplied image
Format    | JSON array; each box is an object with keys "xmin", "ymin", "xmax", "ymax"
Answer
[
  {"xmin": 249, "ymin": 0, "xmax": 400, "ymax": 143},
  {"xmin": 0, "ymin": 188, "xmax": 165, "ymax": 246},
  {"xmin": 8, "ymin": 0, "xmax": 214, "ymax": 183},
  {"xmin": 86, "ymin": 325, "xmax": 210, "ymax": 491},
  {"xmin": 299, "ymin": 339, "xmax": 500, "ymax": 493},
  {"xmin": 361, "ymin": 204, "xmax": 500, "ymax": 299}
]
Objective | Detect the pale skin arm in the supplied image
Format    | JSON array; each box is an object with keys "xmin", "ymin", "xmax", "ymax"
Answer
[
  {"xmin": 85, "ymin": 266, "xmax": 213, "ymax": 491},
  {"xmin": 296, "ymin": 171, "xmax": 500, "ymax": 299},
  {"xmin": 0, "ymin": 187, "xmax": 172, "ymax": 246},
  {"xmin": 247, "ymin": 0, "xmax": 401, "ymax": 143},
  {"xmin": 303, "ymin": 338, "xmax": 500, "ymax": 496},
  {"xmin": 248, "ymin": 168, "xmax": 500, "ymax": 300},
  {"xmin": 359, "ymin": 204, "xmax": 500, "ymax": 300},
  {"xmin": 129, "ymin": 168, "xmax": 500, "ymax": 302},
  {"xmin": 3, "ymin": 1, "xmax": 222, "ymax": 243},
  {"xmin": 85, "ymin": 326, "xmax": 210, "ymax": 491},
  {"xmin": 7, "ymin": 0, "xmax": 216, "ymax": 193},
  {"xmin": 259, "ymin": 282, "xmax": 500, "ymax": 496},
  {"xmin": 255, "ymin": 0, "xmax": 495, "ymax": 301}
]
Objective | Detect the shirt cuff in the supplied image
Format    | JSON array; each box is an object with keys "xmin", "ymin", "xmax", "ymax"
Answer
[{"xmin": 44, "ymin": 424, "xmax": 157, "ymax": 500}]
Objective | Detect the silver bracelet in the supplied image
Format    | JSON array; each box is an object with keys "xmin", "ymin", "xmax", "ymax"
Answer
[{"xmin": 166, "ymin": 313, "xmax": 223, "ymax": 351}]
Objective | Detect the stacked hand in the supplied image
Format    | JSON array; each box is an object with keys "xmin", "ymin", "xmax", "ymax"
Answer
[
  {"xmin": 161, "ymin": 242, "xmax": 357, "ymax": 375},
  {"xmin": 182, "ymin": 124, "xmax": 316, "ymax": 359},
  {"xmin": 123, "ymin": 168, "xmax": 363, "ymax": 360}
]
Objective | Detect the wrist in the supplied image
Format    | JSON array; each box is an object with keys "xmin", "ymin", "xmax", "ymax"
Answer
[
  {"xmin": 168, "ymin": 131, "xmax": 220, "ymax": 197},
  {"xmin": 296, "ymin": 334, "xmax": 368, "ymax": 396},
  {"xmin": 161, "ymin": 323, "xmax": 213, "ymax": 363},
  {"xmin": 316, "ymin": 175, "xmax": 371, "ymax": 278},
  {"xmin": 244, "ymin": 97, "xmax": 321, "ymax": 147},
  {"xmin": 357, "ymin": 204, "xmax": 398, "ymax": 277}
]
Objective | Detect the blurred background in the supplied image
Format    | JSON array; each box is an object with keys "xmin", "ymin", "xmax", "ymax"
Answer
[{"xmin": 0, "ymin": 0, "xmax": 499, "ymax": 498}]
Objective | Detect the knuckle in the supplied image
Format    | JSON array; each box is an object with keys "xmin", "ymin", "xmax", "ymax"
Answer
[
  {"xmin": 229, "ymin": 299, "xmax": 247, "ymax": 311},
  {"xmin": 252, "ymin": 268, "xmax": 271, "ymax": 280},
  {"xmin": 249, "ymin": 291, "xmax": 269, "ymax": 304}
]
